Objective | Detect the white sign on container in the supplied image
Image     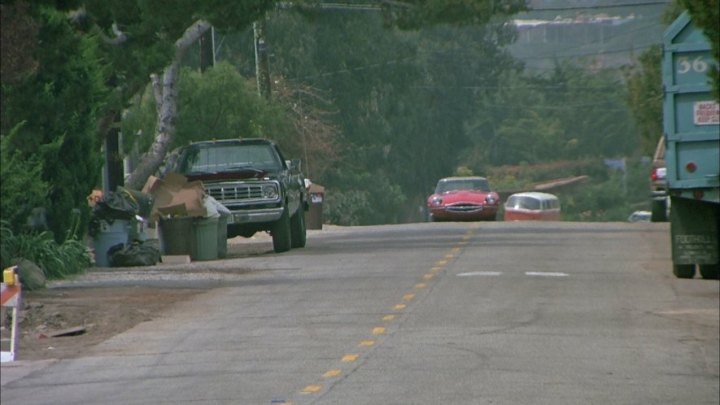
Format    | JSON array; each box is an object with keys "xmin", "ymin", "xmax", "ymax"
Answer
[{"xmin": 694, "ymin": 100, "xmax": 720, "ymax": 125}]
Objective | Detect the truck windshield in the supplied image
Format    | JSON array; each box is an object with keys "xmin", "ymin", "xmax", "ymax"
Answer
[{"xmin": 178, "ymin": 144, "xmax": 283, "ymax": 174}]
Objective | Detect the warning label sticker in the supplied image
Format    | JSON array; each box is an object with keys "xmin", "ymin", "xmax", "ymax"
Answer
[{"xmin": 694, "ymin": 101, "xmax": 720, "ymax": 125}]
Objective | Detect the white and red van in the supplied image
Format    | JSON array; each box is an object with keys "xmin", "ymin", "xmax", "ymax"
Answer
[{"xmin": 503, "ymin": 192, "xmax": 561, "ymax": 221}]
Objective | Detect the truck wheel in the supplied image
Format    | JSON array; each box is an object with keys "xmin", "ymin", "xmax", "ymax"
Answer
[
  {"xmin": 651, "ymin": 199, "xmax": 668, "ymax": 222},
  {"xmin": 272, "ymin": 208, "xmax": 292, "ymax": 253},
  {"xmin": 672, "ymin": 264, "xmax": 696, "ymax": 279},
  {"xmin": 290, "ymin": 209, "xmax": 307, "ymax": 248},
  {"xmin": 699, "ymin": 264, "xmax": 720, "ymax": 280}
]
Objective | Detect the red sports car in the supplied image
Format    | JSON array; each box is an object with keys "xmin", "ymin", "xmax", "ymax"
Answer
[{"xmin": 427, "ymin": 176, "xmax": 500, "ymax": 222}]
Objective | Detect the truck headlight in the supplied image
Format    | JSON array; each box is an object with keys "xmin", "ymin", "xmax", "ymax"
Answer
[{"xmin": 263, "ymin": 184, "xmax": 279, "ymax": 199}]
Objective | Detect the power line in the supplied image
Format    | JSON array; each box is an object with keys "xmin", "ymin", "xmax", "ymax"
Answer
[{"xmin": 526, "ymin": 1, "xmax": 670, "ymax": 11}]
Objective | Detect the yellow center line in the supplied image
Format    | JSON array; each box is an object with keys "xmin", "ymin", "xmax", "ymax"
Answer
[
  {"xmin": 342, "ymin": 354, "xmax": 359, "ymax": 362},
  {"xmin": 323, "ymin": 369, "xmax": 342, "ymax": 378},
  {"xmin": 302, "ymin": 385, "xmax": 322, "ymax": 394},
  {"xmin": 291, "ymin": 226, "xmax": 480, "ymax": 403}
]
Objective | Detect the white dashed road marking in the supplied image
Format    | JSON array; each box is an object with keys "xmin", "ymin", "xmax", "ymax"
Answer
[
  {"xmin": 457, "ymin": 271, "xmax": 503, "ymax": 277},
  {"xmin": 525, "ymin": 271, "xmax": 569, "ymax": 277},
  {"xmin": 456, "ymin": 271, "xmax": 571, "ymax": 277}
]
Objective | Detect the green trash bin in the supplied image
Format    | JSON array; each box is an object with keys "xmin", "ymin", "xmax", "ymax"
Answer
[
  {"xmin": 217, "ymin": 215, "xmax": 228, "ymax": 259},
  {"xmin": 158, "ymin": 216, "xmax": 194, "ymax": 256},
  {"xmin": 192, "ymin": 217, "xmax": 219, "ymax": 261}
]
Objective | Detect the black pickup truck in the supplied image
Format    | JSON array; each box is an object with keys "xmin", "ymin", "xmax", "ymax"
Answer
[{"xmin": 168, "ymin": 138, "xmax": 308, "ymax": 253}]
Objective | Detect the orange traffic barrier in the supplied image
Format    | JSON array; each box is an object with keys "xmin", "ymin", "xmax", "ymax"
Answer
[{"xmin": 1, "ymin": 266, "xmax": 22, "ymax": 363}]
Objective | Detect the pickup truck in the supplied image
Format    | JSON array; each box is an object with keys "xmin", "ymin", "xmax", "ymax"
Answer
[
  {"xmin": 168, "ymin": 138, "xmax": 309, "ymax": 253},
  {"xmin": 649, "ymin": 135, "xmax": 669, "ymax": 222}
]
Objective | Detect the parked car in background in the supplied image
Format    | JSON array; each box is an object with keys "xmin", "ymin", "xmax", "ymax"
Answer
[
  {"xmin": 427, "ymin": 176, "xmax": 500, "ymax": 221},
  {"xmin": 628, "ymin": 210, "xmax": 652, "ymax": 223},
  {"xmin": 503, "ymin": 192, "xmax": 561, "ymax": 221},
  {"xmin": 650, "ymin": 136, "xmax": 669, "ymax": 222}
]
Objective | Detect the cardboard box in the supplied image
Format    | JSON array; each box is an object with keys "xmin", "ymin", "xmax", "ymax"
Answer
[{"xmin": 142, "ymin": 174, "xmax": 207, "ymax": 222}]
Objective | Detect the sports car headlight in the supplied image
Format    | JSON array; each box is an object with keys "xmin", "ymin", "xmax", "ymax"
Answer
[
  {"xmin": 431, "ymin": 196, "xmax": 443, "ymax": 206},
  {"xmin": 262, "ymin": 184, "xmax": 279, "ymax": 199},
  {"xmin": 485, "ymin": 196, "xmax": 497, "ymax": 204}
]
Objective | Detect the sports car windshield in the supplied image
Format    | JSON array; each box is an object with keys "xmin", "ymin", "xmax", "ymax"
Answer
[
  {"xmin": 177, "ymin": 144, "xmax": 283, "ymax": 174},
  {"xmin": 436, "ymin": 179, "xmax": 490, "ymax": 194}
]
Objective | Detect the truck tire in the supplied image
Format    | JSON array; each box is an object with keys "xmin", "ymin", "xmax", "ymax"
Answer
[
  {"xmin": 290, "ymin": 209, "xmax": 307, "ymax": 248},
  {"xmin": 651, "ymin": 198, "xmax": 668, "ymax": 222},
  {"xmin": 699, "ymin": 264, "xmax": 720, "ymax": 280},
  {"xmin": 272, "ymin": 208, "xmax": 292, "ymax": 253},
  {"xmin": 672, "ymin": 264, "xmax": 695, "ymax": 279}
]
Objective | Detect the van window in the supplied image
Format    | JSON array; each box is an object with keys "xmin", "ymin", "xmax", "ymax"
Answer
[{"xmin": 507, "ymin": 196, "xmax": 540, "ymax": 210}]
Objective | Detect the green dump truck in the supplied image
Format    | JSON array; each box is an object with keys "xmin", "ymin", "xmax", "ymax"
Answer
[{"xmin": 662, "ymin": 12, "xmax": 720, "ymax": 279}]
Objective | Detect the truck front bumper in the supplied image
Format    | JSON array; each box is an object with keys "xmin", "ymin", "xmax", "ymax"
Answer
[{"xmin": 227, "ymin": 207, "xmax": 284, "ymax": 225}]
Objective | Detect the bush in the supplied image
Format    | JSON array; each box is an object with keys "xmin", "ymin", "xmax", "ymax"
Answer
[
  {"xmin": 0, "ymin": 217, "xmax": 91, "ymax": 280},
  {"xmin": 0, "ymin": 124, "xmax": 49, "ymax": 232}
]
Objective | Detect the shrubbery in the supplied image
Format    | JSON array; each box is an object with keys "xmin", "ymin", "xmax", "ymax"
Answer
[{"xmin": 0, "ymin": 215, "xmax": 90, "ymax": 281}]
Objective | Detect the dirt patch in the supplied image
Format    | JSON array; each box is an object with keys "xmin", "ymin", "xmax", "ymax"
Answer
[{"xmin": 1, "ymin": 287, "xmax": 206, "ymax": 361}]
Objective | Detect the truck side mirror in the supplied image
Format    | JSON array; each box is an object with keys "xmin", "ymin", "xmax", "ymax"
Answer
[{"xmin": 289, "ymin": 159, "xmax": 302, "ymax": 172}]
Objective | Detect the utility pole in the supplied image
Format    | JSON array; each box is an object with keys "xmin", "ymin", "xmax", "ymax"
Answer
[
  {"xmin": 254, "ymin": 18, "xmax": 271, "ymax": 100},
  {"xmin": 199, "ymin": 26, "xmax": 215, "ymax": 73}
]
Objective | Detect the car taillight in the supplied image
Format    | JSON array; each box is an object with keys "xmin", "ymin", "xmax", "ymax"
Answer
[{"xmin": 651, "ymin": 167, "xmax": 666, "ymax": 181}]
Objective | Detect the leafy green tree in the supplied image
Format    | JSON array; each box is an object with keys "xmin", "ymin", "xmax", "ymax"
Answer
[
  {"xmin": 623, "ymin": 3, "xmax": 685, "ymax": 155},
  {"xmin": 122, "ymin": 62, "xmax": 292, "ymax": 154},
  {"xmin": 1, "ymin": 5, "xmax": 106, "ymax": 242},
  {"xmin": 465, "ymin": 63, "xmax": 636, "ymax": 172},
  {"xmin": 681, "ymin": 0, "xmax": 720, "ymax": 100},
  {"xmin": 0, "ymin": 125, "xmax": 49, "ymax": 233},
  {"xmin": 624, "ymin": 46, "xmax": 663, "ymax": 154}
]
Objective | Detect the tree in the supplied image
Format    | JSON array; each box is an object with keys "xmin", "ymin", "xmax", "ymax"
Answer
[
  {"xmin": 681, "ymin": 0, "xmax": 720, "ymax": 100},
  {"xmin": 624, "ymin": 46, "xmax": 663, "ymax": 154},
  {"xmin": 123, "ymin": 0, "xmax": 528, "ymax": 192},
  {"xmin": 124, "ymin": 19, "xmax": 212, "ymax": 190},
  {"xmin": 623, "ymin": 3, "xmax": 685, "ymax": 154},
  {"xmin": 1, "ymin": 4, "xmax": 106, "ymax": 242}
]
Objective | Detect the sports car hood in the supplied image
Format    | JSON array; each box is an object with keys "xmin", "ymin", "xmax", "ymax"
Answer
[{"xmin": 433, "ymin": 190, "xmax": 493, "ymax": 204}]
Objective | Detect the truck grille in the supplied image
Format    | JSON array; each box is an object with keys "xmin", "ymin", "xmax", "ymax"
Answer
[{"xmin": 205, "ymin": 181, "xmax": 279, "ymax": 204}]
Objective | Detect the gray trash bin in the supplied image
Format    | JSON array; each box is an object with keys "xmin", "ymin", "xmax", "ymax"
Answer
[{"xmin": 93, "ymin": 220, "xmax": 130, "ymax": 267}]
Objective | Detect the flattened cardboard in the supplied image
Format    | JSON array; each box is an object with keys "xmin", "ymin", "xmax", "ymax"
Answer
[{"xmin": 143, "ymin": 173, "xmax": 207, "ymax": 222}]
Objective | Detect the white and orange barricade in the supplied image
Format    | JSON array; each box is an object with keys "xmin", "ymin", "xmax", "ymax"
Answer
[{"xmin": 1, "ymin": 266, "xmax": 22, "ymax": 363}]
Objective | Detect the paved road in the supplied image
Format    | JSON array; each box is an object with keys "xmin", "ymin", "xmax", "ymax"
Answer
[{"xmin": 1, "ymin": 221, "xmax": 718, "ymax": 404}]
